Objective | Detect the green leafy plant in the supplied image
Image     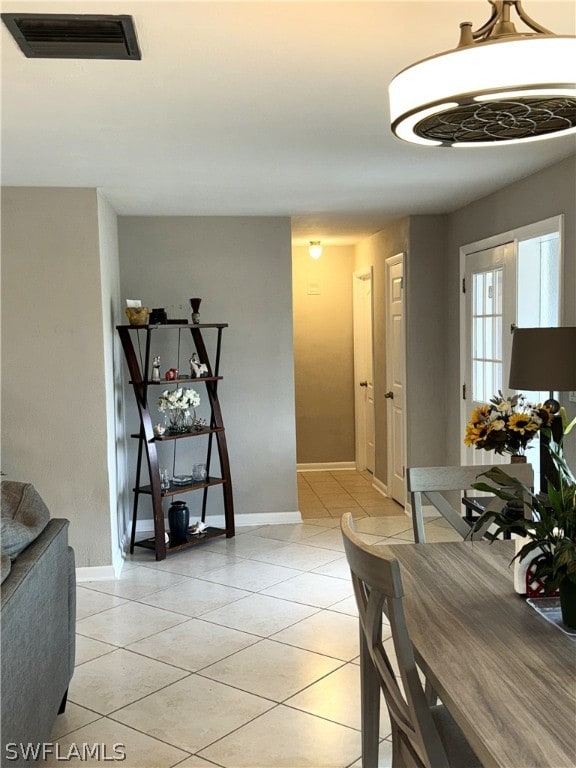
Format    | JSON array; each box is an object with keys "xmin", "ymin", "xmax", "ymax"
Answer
[{"xmin": 472, "ymin": 418, "xmax": 576, "ymax": 593}]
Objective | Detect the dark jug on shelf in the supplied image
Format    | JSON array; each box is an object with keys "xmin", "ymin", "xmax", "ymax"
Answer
[
  {"xmin": 149, "ymin": 308, "xmax": 168, "ymax": 324},
  {"xmin": 168, "ymin": 500, "xmax": 190, "ymax": 544}
]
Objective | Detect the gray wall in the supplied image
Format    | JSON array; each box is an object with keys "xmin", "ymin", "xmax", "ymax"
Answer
[
  {"xmin": 446, "ymin": 155, "xmax": 576, "ymax": 466},
  {"xmin": 118, "ymin": 216, "xmax": 298, "ymax": 522},
  {"xmin": 1, "ymin": 188, "xmax": 115, "ymax": 567},
  {"xmin": 406, "ymin": 215, "xmax": 449, "ymax": 468}
]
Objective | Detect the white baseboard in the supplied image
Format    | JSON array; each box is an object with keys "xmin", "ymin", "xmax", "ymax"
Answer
[
  {"xmin": 297, "ymin": 462, "xmax": 356, "ymax": 472},
  {"xmin": 76, "ymin": 565, "xmax": 118, "ymax": 582},
  {"xmin": 134, "ymin": 511, "xmax": 303, "ymax": 535},
  {"xmin": 235, "ymin": 511, "xmax": 303, "ymax": 526},
  {"xmin": 372, "ymin": 476, "xmax": 388, "ymax": 497}
]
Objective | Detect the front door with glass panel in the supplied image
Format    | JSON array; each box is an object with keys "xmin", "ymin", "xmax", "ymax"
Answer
[
  {"xmin": 464, "ymin": 242, "xmax": 514, "ymax": 467},
  {"xmin": 462, "ymin": 219, "xmax": 561, "ymax": 476}
]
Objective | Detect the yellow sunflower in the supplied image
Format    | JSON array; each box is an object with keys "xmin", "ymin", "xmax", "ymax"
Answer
[{"xmin": 508, "ymin": 412, "xmax": 539, "ymax": 435}]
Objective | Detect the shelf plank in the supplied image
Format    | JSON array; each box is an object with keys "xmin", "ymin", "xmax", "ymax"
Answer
[
  {"xmin": 134, "ymin": 526, "xmax": 227, "ymax": 553},
  {"xmin": 117, "ymin": 323, "xmax": 228, "ymax": 329},
  {"xmin": 130, "ymin": 427, "xmax": 225, "ymax": 441},
  {"xmin": 135, "ymin": 476, "xmax": 225, "ymax": 496},
  {"xmin": 134, "ymin": 376, "xmax": 223, "ymax": 385}
]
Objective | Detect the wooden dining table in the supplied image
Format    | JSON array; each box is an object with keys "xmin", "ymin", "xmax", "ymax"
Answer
[{"xmin": 381, "ymin": 540, "xmax": 576, "ymax": 768}]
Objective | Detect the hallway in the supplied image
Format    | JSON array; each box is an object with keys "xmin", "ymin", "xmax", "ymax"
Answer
[{"xmin": 298, "ymin": 469, "xmax": 403, "ymax": 520}]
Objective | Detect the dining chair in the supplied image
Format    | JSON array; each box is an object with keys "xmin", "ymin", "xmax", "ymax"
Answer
[
  {"xmin": 340, "ymin": 513, "xmax": 482, "ymax": 768},
  {"xmin": 407, "ymin": 462, "xmax": 534, "ymax": 543}
]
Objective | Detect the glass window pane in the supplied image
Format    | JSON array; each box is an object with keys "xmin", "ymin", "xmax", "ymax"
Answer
[
  {"xmin": 495, "ymin": 269, "xmax": 503, "ymax": 315},
  {"xmin": 484, "ymin": 362, "xmax": 492, "ymax": 401},
  {"xmin": 518, "ymin": 233, "xmax": 559, "ymax": 327},
  {"xmin": 485, "ymin": 271, "xmax": 493, "ymax": 315},
  {"xmin": 474, "ymin": 274, "xmax": 483, "ymax": 316},
  {"xmin": 473, "ymin": 360, "xmax": 483, "ymax": 402},
  {"xmin": 494, "ymin": 316, "xmax": 502, "ymax": 361},
  {"xmin": 485, "ymin": 316, "xmax": 493, "ymax": 360},
  {"xmin": 494, "ymin": 361, "xmax": 502, "ymax": 393},
  {"xmin": 471, "ymin": 266, "xmax": 503, "ymax": 404},
  {"xmin": 474, "ymin": 317, "xmax": 483, "ymax": 359}
]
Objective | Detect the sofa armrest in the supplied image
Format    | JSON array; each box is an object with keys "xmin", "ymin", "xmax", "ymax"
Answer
[
  {"xmin": 66, "ymin": 544, "xmax": 76, "ymax": 681},
  {"xmin": 1, "ymin": 519, "xmax": 76, "ymax": 755}
]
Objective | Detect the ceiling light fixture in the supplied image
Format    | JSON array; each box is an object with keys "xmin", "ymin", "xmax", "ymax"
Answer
[
  {"xmin": 389, "ymin": 0, "xmax": 576, "ymax": 147},
  {"xmin": 309, "ymin": 241, "xmax": 323, "ymax": 259}
]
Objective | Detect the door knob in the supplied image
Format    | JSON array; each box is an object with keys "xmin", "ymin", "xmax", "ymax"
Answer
[
  {"xmin": 359, "ymin": 381, "xmax": 368, "ymax": 387},
  {"xmin": 384, "ymin": 391, "xmax": 394, "ymax": 399}
]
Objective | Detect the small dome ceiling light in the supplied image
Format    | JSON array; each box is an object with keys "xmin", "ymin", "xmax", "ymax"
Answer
[
  {"xmin": 309, "ymin": 241, "xmax": 323, "ymax": 259},
  {"xmin": 389, "ymin": 0, "xmax": 576, "ymax": 147}
]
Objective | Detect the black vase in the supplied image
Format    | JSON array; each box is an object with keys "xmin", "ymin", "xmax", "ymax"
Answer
[
  {"xmin": 168, "ymin": 500, "xmax": 189, "ymax": 545},
  {"xmin": 149, "ymin": 308, "xmax": 167, "ymax": 324}
]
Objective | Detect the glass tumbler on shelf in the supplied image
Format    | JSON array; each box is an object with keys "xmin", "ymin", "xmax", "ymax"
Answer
[
  {"xmin": 192, "ymin": 463, "xmax": 207, "ymax": 482},
  {"xmin": 160, "ymin": 468, "xmax": 171, "ymax": 490}
]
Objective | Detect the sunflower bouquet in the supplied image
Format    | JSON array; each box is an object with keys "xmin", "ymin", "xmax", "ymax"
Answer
[{"xmin": 464, "ymin": 391, "xmax": 553, "ymax": 457}]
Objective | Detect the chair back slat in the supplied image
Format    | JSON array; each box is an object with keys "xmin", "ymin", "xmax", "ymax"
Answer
[
  {"xmin": 407, "ymin": 463, "xmax": 534, "ymax": 543},
  {"xmin": 407, "ymin": 463, "xmax": 532, "ymax": 492}
]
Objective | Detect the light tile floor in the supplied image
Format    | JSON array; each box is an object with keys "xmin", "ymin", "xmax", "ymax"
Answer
[{"xmin": 49, "ymin": 471, "xmax": 461, "ymax": 767}]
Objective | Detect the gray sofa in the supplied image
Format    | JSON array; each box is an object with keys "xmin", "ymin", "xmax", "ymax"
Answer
[{"xmin": 1, "ymin": 481, "xmax": 76, "ymax": 765}]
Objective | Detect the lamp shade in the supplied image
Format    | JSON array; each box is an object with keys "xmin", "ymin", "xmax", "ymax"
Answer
[{"xmin": 509, "ymin": 327, "xmax": 576, "ymax": 391}]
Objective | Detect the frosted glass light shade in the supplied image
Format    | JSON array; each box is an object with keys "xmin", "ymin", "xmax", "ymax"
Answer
[
  {"xmin": 309, "ymin": 241, "xmax": 323, "ymax": 259},
  {"xmin": 389, "ymin": 36, "xmax": 576, "ymax": 146}
]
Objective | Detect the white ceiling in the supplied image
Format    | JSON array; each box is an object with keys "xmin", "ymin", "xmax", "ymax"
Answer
[{"xmin": 2, "ymin": 1, "xmax": 575, "ymax": 244}]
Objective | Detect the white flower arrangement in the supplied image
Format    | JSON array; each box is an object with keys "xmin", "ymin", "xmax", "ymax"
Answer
[{"xmin": 158, "ymin": 387, "xmax": 200, "ymax": 412}]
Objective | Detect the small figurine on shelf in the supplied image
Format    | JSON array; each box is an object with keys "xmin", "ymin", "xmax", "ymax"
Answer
[
  {"xmin": 189, "ymin": 520, "xmax": 207, "ymax": 535},
  {"xmin": 165, "ymin": 368, "xmax": 179, "ymax": 381},
  {"xmin": 151, "ymin": 356, "xmax": 161, "ymax": 382},
  {"xmin": 190, "ymin": 298, "xmax": 201, "ymax": 324},
  {"xmin": 189, "ymin": 353, "xmax": 209, "ymax": 378}
]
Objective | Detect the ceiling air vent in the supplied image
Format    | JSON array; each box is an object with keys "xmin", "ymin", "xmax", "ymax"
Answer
[{"xmin": 1, "ymin": 13, "xmax": 141, "ymax": 59}]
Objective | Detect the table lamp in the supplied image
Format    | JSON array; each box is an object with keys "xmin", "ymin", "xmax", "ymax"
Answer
[{"xmin": 509, "ymin": 326, "xmax": 576, "ymax": 491}]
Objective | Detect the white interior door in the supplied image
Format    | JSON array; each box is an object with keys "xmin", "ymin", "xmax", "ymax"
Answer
[
  {"xmin": 386, "ymin": 254, "xmax": 406, "ymax": 505},
  {"xmin": 353, "ymin": 269, "xmax": 375, "ymax": 473}
]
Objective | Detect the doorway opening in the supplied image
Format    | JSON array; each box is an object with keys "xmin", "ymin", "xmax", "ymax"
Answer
[
  {"xmin": 385, "ymin": 253, "xmax": 406, "ymax": 507},
  {"xmin": 353, "ymin": 268, "xmax": 375, "ymax": 475}
]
